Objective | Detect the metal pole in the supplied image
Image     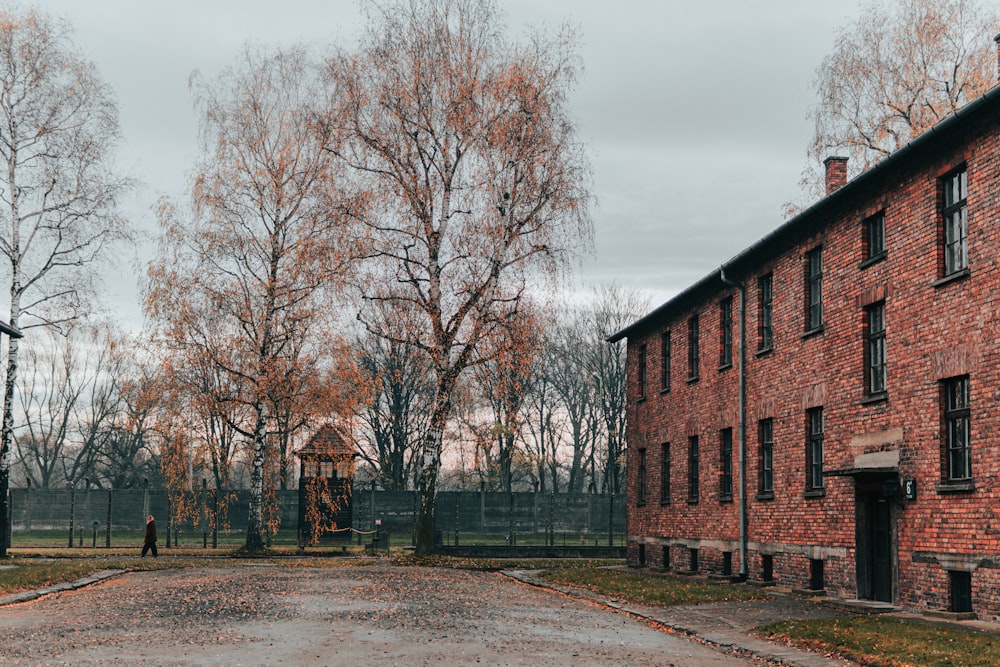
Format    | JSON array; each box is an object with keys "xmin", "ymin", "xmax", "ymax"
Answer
[
  {"xmin": 68, "ymin": 487, "xmax": 75, "ymax": 548},
  {"xmin": 212, "ymin": 489, "xmax": 218, "ymax": 549},
  {"xmin": 608, "ymin": 491, "xmax": 614, "ymax": 546},
  {"xmin": 105, "ymin": 489, "xmax": 112, "ymax": 548},
  {"xmin": 202, "ymin": 479, "xmax": 207, "ymax": 549}
]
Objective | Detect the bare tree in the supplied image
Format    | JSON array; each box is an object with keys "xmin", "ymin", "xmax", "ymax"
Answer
[
  {"xmin": 522, "ymin": 337, "xmax": 567, "ymax": 493},
  {"xmin": 586, "ymin": 284, "xmax": 647, "ymax": 496},
  {"xmin": 0, "ymin": 6, "xmax": 130, "ymax": 555},
  {"xmin": 353, "ymin": 318, "xmax": 433, "ymax": 490},
  {"xmin": 13, "ymin": 326, "xmax": 89, "ymax": 488},
  {"xmin": 472, "ymin": 309, "xmax": 542, "ymax": 493},
  {"xmin": 806, "ymin": 0, "xmax": 998, "ymax": 191},
  {"xmin": 544, "ymin": 315, "xmax": 599, "ymax": 493},
  {"xmin": 146, "ymin": 46, "xmax": 353, "ymax": 552},
  {"xmin": 327, "ymin": 0, "xmax": 591, "ymax": 553}
]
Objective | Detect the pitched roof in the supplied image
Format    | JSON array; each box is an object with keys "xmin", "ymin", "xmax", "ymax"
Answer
[
  {"xmin": 608, "ymin": 83, "xmax": 1000, "ymax": 344},
  {"xmin": 297, "ymin": 423, "xmax": 354, "ymax": 459}
]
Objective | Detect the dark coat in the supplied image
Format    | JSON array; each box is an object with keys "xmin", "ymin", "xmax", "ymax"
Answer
[{"xmin": 144, "ymin": 520, "xmax": 157, "ymax": 544}]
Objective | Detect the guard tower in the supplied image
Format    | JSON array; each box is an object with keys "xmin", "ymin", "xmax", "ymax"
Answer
[{"xmin": 297, "ymin": 424, "xmax": 354, "ymax": 544}]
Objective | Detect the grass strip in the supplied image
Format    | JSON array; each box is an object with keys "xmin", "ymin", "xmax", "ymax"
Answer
[
  {"xmin": 538, "ymin": 566, "xmax": 770, "ymax": 606},
  {"xmin": 758, "ymin": 616, "xmax": 1000, "ymax": 667}
]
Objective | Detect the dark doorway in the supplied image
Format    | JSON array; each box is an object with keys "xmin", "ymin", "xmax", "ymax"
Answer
[
  {"xmin": 870, "ymin": 498, "xmax": 893, "ymax": 602},
  {"xmin": 950, "ymin": 571, "xmax": 972, "ymax": 613},
  {"xmin": 856, "ymin": 476, "xmax": 895, "ymax": 603}
]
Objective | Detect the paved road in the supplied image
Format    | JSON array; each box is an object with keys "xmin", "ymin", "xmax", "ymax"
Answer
[{"xmin": 0, "ymin": 563, "xmax": 765, "ymax": 666}]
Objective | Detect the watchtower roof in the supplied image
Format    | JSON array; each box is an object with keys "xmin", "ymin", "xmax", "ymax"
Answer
[{"xmin": 297, "ymin": 424, "xmax": 354, "ymax": 460}]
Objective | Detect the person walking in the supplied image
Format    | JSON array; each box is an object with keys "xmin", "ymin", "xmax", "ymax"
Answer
[{"xmin": 141, "ymin": 514, "xmax": 158, "ymax": 557}]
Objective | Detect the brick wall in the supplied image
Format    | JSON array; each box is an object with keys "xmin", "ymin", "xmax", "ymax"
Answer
[{"xmin": 622, "ymin": 95, "xmax": 1000, "ymax": 620}]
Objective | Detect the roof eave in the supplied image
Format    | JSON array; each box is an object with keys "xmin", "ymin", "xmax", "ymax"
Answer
[{"xmin": 608, "ymin": 85, "xmax": 1000, "ymax": 345}]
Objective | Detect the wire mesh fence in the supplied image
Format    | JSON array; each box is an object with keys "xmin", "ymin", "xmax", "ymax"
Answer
[{"xmin": 7, "ymin": 487, "xmax": 627, "ymax": 549}]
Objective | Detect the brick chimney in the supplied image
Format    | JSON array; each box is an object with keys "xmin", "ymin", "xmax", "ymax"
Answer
[{"xmin": 823, "ymin": 156, "xmax": 848, "ymax": 195}]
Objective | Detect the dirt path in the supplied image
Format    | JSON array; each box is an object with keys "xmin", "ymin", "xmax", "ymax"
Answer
[{"xmin": 0, "ymin": 563, "xmax": 762, "ymax": 666}]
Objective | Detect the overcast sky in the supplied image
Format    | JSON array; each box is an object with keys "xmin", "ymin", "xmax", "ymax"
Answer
[{"xmin": 27, "ymin": 0, "xmax": 869, "ymax": 329}]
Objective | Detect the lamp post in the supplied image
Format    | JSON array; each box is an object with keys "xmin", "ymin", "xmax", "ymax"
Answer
[{"xmin": 0, "ymin": 318, "xmax": 23, "ymax": 557}]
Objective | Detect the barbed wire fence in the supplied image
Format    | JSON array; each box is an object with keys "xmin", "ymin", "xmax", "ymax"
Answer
[{"xmin": 6, "ymin": 487, "xmax": 626, "ymax": 549}]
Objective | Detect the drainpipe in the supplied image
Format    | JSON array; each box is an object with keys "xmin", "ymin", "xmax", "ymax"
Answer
[{"xmin": 720, "ymin": 266, "xmax": 748, "ymax": 580}]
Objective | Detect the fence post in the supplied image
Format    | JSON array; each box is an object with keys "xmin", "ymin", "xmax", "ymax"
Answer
[
  {"xmin": 507, "ymin": 488, "xmax": 514, "ymax": 548},
  {"xmin": 105, "ymin": 489, "xmax": 112, "ymax": 548},
  {"xmin": 68, "ymin": 487, "xmax": 75, "ymax": 548},
  {"xmin": 5, "ymin": 488, "xmax": 11, "ymax": 551},
  {"xmin": 212, "ymin": 489, "xmax": 218, "ymax": 549},
  {"xmin": 453, "ymin": 492, "xmax": 459, "ymax": 546},
  {"xmin": 411, "ymin": 489, "xmax": 417, "ymax": 546},
  {"xmin": 548, "ymin": 491, "xmax": 554, "ymax": 546},
  {"xmin": 142, "ymin": 479, "xmax": 149, "ymax": 526},
  {"xmin": 166, "ymin": 497, "xmax": 171, "ymax": 548},
  {"xmin": 608, "ymin": 492, "xmax": 614, "ymax": 547},
  {"xmin": 201, "ymin": 479, "xmax": 207, "ymax": 549}
]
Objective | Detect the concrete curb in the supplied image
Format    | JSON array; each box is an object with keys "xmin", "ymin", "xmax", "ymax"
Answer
[
  {"xmin": 0, "ymin": 569, "xmax": 125, "ymax": 607},
  {"xmin": 502, "ymin": 569, "xmax": 854, "ymax": 667}
]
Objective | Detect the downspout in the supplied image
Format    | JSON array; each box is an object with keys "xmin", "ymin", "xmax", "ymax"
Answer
[{"xmin": 720, "ymin": 266, "xmax": 748, "ymax": 580}]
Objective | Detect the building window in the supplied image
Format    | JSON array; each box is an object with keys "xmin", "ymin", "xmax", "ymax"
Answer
[
  {"xmin": 688, "ymin": 435, "xmax": 699, "ymax": 502},
  {"xmin": 942, "ymin": 168, "xmax": 968, "ymax": 276},
  {"xmin": 805, "ymin": 247, "xmax": 823, "ymax": 331},
  {"xmin": 943, "ymin": 376, "xmax": 971, "ymax": 482},
  {"xmin": 758, "ymin": 273, "xmax": 773, "ymax": 351},
  {"xmin": 719, "ymin": 428, "xmax": 733, "ymax": 501},
  {"xmin": 719, "ymin": 297, "xmax": 733, "ymax": 368},
  {"xmin": 807, "ymin": 408, "xmax": 824, "ymax": 492},
  {"xmin": 660, "ymin": 443, "xmax": 671, "ymax": 504},
  {"xmin": 637, "ymin": 343, "xmax": 647, "ymax": 400},
  {"xmin": 866, "ymin": 302, "xmax": 887, "ymax": 396},
  {"xmin": 637, "ymin": 448, "xmax": 647, "ymax": 505},
  {"xmin": 863, "ymin": 212, "xmax": 886, "ymax": 263},
  {"xmin": 660, "ymin": 331, "xmax": 671, "ymax": 392},
  {"xmin": 687, "ymin": 315, "xmax": 699, "ymax": 380},
  {"xmin": 758, "ymin": 419, "xmax": 774, "ymax": 497}
]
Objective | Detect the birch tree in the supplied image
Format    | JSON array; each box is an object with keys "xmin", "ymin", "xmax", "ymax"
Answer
[
  {"xmin": 0, "ymin": 8, "xmax": 129, "ymax": 555},
  {"xmin": 146, "ymin": 47, "xmax": 354, "ymax": 552},
  {"xmin": 808, "ymin": 0, "xmax": 998, "ymax": 186},
  {"xmin": 327, "ymin": 0, "xmax": 591, "ymax": 552}
]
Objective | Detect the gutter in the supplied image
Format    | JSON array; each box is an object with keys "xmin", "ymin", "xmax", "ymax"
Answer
[
  {"xmin": 0, "ymin": 319, "xmax": 21, "ymax": 339},
  {"xmin": 719, "ymin": 267, "xmax": 748, "ymax": 580}
]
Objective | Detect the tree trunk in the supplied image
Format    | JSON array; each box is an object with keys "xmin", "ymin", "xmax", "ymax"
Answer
[
  {"xmin": 0, "ymin": 296, "xmax": 20, "ymax": 557},
  {"xmin": 414, "ymin": 393, "xmax": 452, "ymax": 554},
  {"xmin": 244, "ymin": 405, "xmax": 267, "ymax": 552}
]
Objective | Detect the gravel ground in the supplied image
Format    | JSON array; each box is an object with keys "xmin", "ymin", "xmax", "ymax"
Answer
[{"xmin": 0, "ymin": 563, "xmax": 764, "ymax": 666}]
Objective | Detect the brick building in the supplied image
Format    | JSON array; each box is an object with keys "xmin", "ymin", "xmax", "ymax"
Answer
[{"xmin": 610, "ymin": 80, "xmax": 1000, "ymax": 620}]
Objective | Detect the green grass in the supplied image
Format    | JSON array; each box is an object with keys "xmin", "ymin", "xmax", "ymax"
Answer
[
  {"xmin": 538, "ymin": 567, "xmax": 770, "ymax": 606},
  {"xmin": 758, "ymin": 616, "xmax": 1000, "ymax": 667},
  {"xmin": 11, "ymin": 529, "xmax": 304, "ymax": 548}
]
